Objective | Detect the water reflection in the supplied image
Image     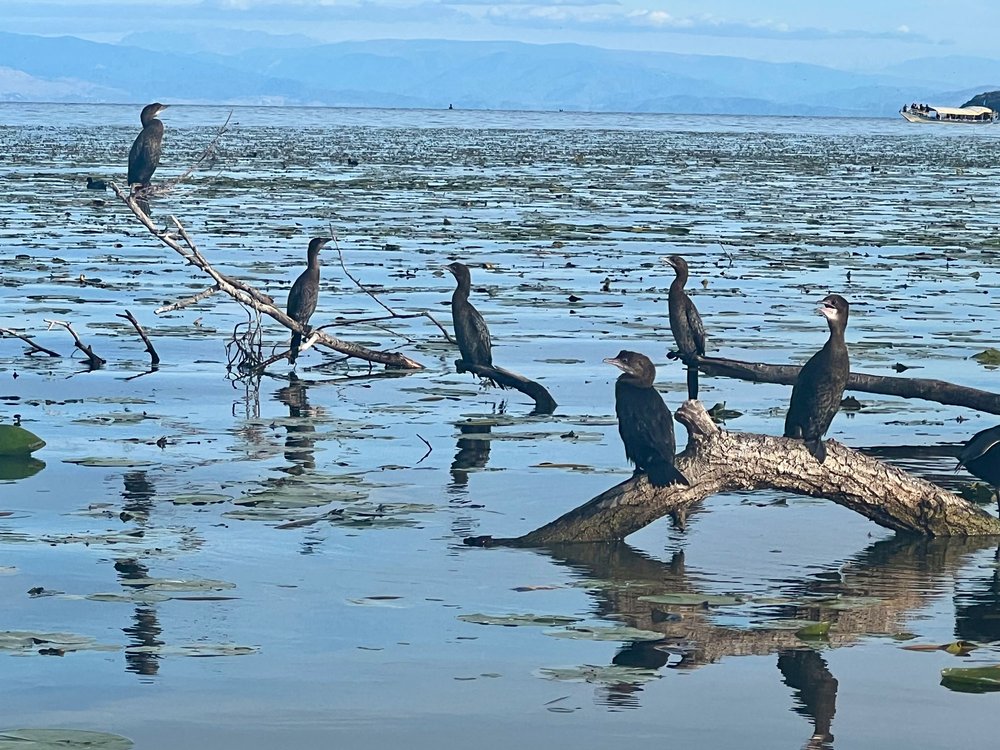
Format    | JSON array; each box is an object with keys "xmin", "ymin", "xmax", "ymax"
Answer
[
  {"xmin": 534, "ymin": 535, "xmax": 997, "ymax": 736},
  {"xmin": 275, "ymin": 374, "xmax": 318, "ymax": 474},
  {"xmin": 121, "ymin": 470, "xmax": 155, "ymax": 519},
  {"xmin": 115, "ymin": 558, "xmax": 164, "ymax": 679},
  {"xmin": 450, "ymin": 420, "xmax": 492, "ymax": 488},
  {"xmin": 0, "ymin": 456, "xmax": 45, "ymax": 481},
  {"xmin": 778, "ymin": 649, "xmax": 837, "ymax": 749}
]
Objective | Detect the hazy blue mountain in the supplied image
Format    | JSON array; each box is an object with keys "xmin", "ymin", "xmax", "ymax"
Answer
[
  {"xmin": 0, "ymin": 30, "xmax": 991, "ymax": 116},
  {"xmin": 880, "ymin": 56, "xmax": 1000, "ymax": 90}
]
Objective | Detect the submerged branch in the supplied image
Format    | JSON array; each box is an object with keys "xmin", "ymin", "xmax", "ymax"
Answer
[
  {"xmin": 698, "ymin": 354, "xmax": 1000, "ymax": 415},
  {"xmin": 44, "ymin": 319, "xmax": 105, "ymax": 369},
  {"xmin": 467, "ymin": 401, "xmax": 1000, "ymax": 546},
  {"xmin": 0, "ymin": 328, "xmax": 61, "ymax": 357},
  {"xmin": 457, "ymin": 360, "xmax": 558, "ymax": 414},
  {"xmin": 117, "ymin": 309, "xmax": 160, "ymax": 366}
]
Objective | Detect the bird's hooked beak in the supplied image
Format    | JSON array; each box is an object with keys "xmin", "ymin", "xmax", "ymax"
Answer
[
  {"xmin": 817, "ymin": 297, "xmax": 839, "ymax": 321},
  {"xmin": 603, "ymin": 356, "xmax": 631, "ymax": 375},
  {"xmin": 661, "ymin": 255, "xmax": 678, "ymax": 270},
  {"xmin": 157, "ymin": 104, "xmax": 170, "ymax": 115}
]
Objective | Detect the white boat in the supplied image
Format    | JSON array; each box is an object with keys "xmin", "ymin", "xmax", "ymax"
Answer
[{"xmin": 900, "ymin": 104, "xmax": 997, "ymax": 124}]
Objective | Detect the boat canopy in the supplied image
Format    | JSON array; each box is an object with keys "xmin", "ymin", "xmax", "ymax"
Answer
[{"xmin": 929, "ymin": 105, "xmax": 994, "ymax": 117}]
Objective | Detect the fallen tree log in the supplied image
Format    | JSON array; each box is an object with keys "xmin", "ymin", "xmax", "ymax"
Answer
[
  {"xmin": 697, "ymin": 354, "xmax": 1000, "ymax": 415},
  {"xmin": 466, "ymin": 401, "xmax": 1000, "ymax": 545}
]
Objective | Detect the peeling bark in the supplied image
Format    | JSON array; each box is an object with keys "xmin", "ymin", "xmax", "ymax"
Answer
[{"xmin": 466, "ymin": 401, "xmax": 1000, "ymax": 546}]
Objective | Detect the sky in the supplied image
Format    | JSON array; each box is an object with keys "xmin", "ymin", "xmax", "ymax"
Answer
[{"xmin": 3, "ymin": 0, "xmax": 998, "ymax": 69}]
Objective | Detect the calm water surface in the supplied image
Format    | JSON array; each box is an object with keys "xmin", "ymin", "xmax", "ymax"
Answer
[{"xmin": 2, "ymin": 103, "xmax": 1000, "ymax": 748}]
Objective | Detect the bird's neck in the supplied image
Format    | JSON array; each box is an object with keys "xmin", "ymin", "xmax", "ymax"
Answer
[
  {"xmin": 452, "ymin": 283, "xmax": 470, "ymax": 302},
  {"xmin": 671, "ymin": 271, "xmax": 688, "ymax": 291},
  {"xmin": 306, "ymin": 250, "xmax": 322, "ymax": 270}
]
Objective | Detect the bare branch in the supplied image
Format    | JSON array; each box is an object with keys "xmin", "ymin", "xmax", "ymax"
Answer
[
  {"xmin": 155, "ymin": 285, "xmax": 221, "ymax": 315},
  {"xmin": 697, "ymin": 354, "xmax": 1000, "ymax": 415},
  {"xmin": 116, "ymin": 309, "xmax": 160, "ymax": 365},
  {"xmin": 111, "ymin": 182, "xmax": 424, "ymax": 371},
  {"xmin": 44, "ymin": 319, "xmax": 105, "ymax": 369},
  {"xmin": 0, "ymin": 328, "xmax": 61, "ymax": 357},
  {"xmin": 457, "ymin": 360, "xmax": 558, "ymax": 414}
]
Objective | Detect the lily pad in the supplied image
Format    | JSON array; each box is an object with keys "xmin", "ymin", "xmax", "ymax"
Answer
[
  {"xmin": 170, "ymin": 493, "xmax": 231, "ymax": 506},
  {"xmin": 544, "ymin": 625, "xmax": 664, "ymax": 642},
  {"xmin": 941, "ymin": 664, "xmax": 1000, "ymax": 693},
  {"xmin": 796, "ymin": 621, "xmax": 832, "ymax": 639},
  {"xmin": 118, "ymin": 577, "xmax": 236, "ymax": 592},
  {"xmin": 63, "ymin": 457, "xmax": 156, "ymax": 468},
  {"xmin": 0, "ymin": 425, "xmax": 45, "ymax": 456},
  {"xmin": 0, "ymin": 729, "xmax": 133, "ymax": 749},
  {"xmin": 458, "ymin": 613, "xmax": 582, "ymax": 627},
  {"xmin": 973, "ymin": 348, "xmax": 1000, "ymax": 367},
  {"xmin": 124, "ymin": 643, "xmax": 258, "ymax": 657}
]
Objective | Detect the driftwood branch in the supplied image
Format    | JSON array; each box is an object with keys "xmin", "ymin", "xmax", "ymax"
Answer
[
  {"xmin": 111, "ymin": 183, "xmax": 423, "ymax": 371},
  {"xmin": 467, "ymin": 401, "xmax": 1000, "ymax": 546},
  {"xmin": 0, "ymin": 328, "xmax": 61, "ymax": 357},
  {"xmin": 134, "ymin": 111, "xmax": 232, "ymax": 199},
  {"xmin": 44, "ymin": 319, "xmax": 105, "ymax": 369},
  {"xmin": 698, "ymin": 354, "xmax": 1000, "ymax": 415},
  {"xmin": 116, "ymin": 309, "xmax": 160, "ymax": 365},
  {"xmin": 457, "ymin": 360, "xmax": 558, "ymax": 414}
]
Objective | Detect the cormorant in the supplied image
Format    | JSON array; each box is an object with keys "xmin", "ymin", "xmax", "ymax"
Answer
[
  {"xmin": 664, "ymin": 254, "xmax": 706, "ymax": 400},
  {"xmin": 86, "ymin": 177, "xmax": 107, "ymax": 191},
  {"xmin": 604, "ymin": 350, "xmax": 688, "ymax": 487},
  {"xmin": 128, "ymin": 103, "xmax": 169, "ymax": 188},
  {"xmin": 445, "ymin": 261, "xmax": 492, "ymax": 369},
  {"xmin": 958, "ymin": 424, "xmax": 1000, "ymax": 515},
  {"xmin": 286, "ymin": 237, "xmax": 331, "ymax": 364},
  {"xmin": 784, "ymin": 294, "xmax": 850, "ymax": 463}
]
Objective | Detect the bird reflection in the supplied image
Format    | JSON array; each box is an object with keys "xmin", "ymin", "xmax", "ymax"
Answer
[
  {"xmin": 115, "ymin": 558, "xmax": 163, "ymax": 678},
  {"xmin": 450, "ymin": 420, "xmax": 492, "ymax": 487},
  {"xmin": 954, "ymin": 546, "xmax": 1000, "ymax": 643},
  {"xmin": 122, "ymin": 470, "xmax": 155, "ymax": 518},
  {"xmin": 778, "ymin": 649, "xmax": 838, "ymax": 749},
  {"xmin": 276, "ymin": 374, "xmax": 318, "ymax": 474}
]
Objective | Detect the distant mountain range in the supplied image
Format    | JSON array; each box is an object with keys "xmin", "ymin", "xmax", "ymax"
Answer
[{"xmin": 2, "ymin": 30, "xmax": 999, "ymax": 117}]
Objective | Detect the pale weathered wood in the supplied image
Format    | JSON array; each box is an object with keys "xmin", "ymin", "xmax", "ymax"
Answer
[{"xmin": 466, "ymin": 401, "xmax": 1000, "ymax": 545}]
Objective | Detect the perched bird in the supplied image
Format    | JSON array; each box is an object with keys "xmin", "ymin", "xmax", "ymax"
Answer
[
  {"xmin": 86, "ymin": 176, "xmax": 107, "ymax": 191},
  {"xmin": 445, "ymin": 261, "xmax": 493, "ymax": 369},
  {"xmin": 958, "ymin": 425, "xmax": 1000, "ymax": 515},
  {"xmin": 664, "ymin": 254, "xmax": 707, "ymax": 400},
  {"xmin": 128, "ymin": 102, "xmax": 169, "ymax": 188},
  {"xmin": 286, "ymin": 237, "xmax": 331, "ymax": 364},
  {"xmin": 784, "ymin": 294, "xmax": 851, "ymax": 463},
  {"xmin": 604, "ymin": 350, "xmax": 688, "ymax": 487}
]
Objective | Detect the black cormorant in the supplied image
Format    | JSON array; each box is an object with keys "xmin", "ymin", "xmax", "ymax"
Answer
[
  {"xmin": 958, "ymin": 424, "xmax": 1000, "ymax": 515},
  {"xmin": 604, "ymin": 350, "xmax": 688, "ymax": 487},
  {"xmin": 665, "ymin": 254, "xmax": 706, "ymax": 400},
  {"xmin": 784, "ymin": 294, "xmax": 850, "ymax": 463},
  {"xmin": 86, "ymin": 177, "xmax": 107, "ymax": 190},
  {"xmin": 445, "ymin": 261, "xmax": 492, "ymax": 369},
  {"xmin": 286, "ymin": 237, "xmax": 331, "ymax": 364},
  {"xmin": 128, "ymin": 103, "xmax": 169, "ymax": 188}
]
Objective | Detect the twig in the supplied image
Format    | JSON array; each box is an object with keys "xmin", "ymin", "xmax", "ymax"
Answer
[
  {"xmin": 332, "ymin": 236, "xmax": 455, "ymax": 344},
  {"xmin": 44, "ymin": 319, "xmax": 105, "ymax": 368},
  {"xmin": 0, "ymin": 328, "xmax": 61, "ymax": 357},
  {"xmin": 137, "ymin": 111, "xmax": 233, "ymax": 198},
  {"xmin": 155, "ymin": 285, "xmax": 221, "ymax": 314},
  {"xmin": 116, "ymin": 309, "xmax": 160, "ymax": 365},
  {"xmin": 415, "ymin": 434, "xmax": 433, "ymax": 465}
]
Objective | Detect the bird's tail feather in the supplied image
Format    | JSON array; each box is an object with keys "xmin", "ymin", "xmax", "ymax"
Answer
[
  {"xmin": 289, "ymin": 332, "xmax": 301, "ymax": 364},
  {"xmin": 805, "ymin": 438, "xmax": 827, "ymax": 463},
  {"xmin": 647, "ymin": 462, "xmax": 689, "ymax": 487}
]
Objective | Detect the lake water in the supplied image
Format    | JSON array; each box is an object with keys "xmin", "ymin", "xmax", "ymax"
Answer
[{"xmin": 2, "ymin": 103, "xmax": 1000, "ymax": 748}]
